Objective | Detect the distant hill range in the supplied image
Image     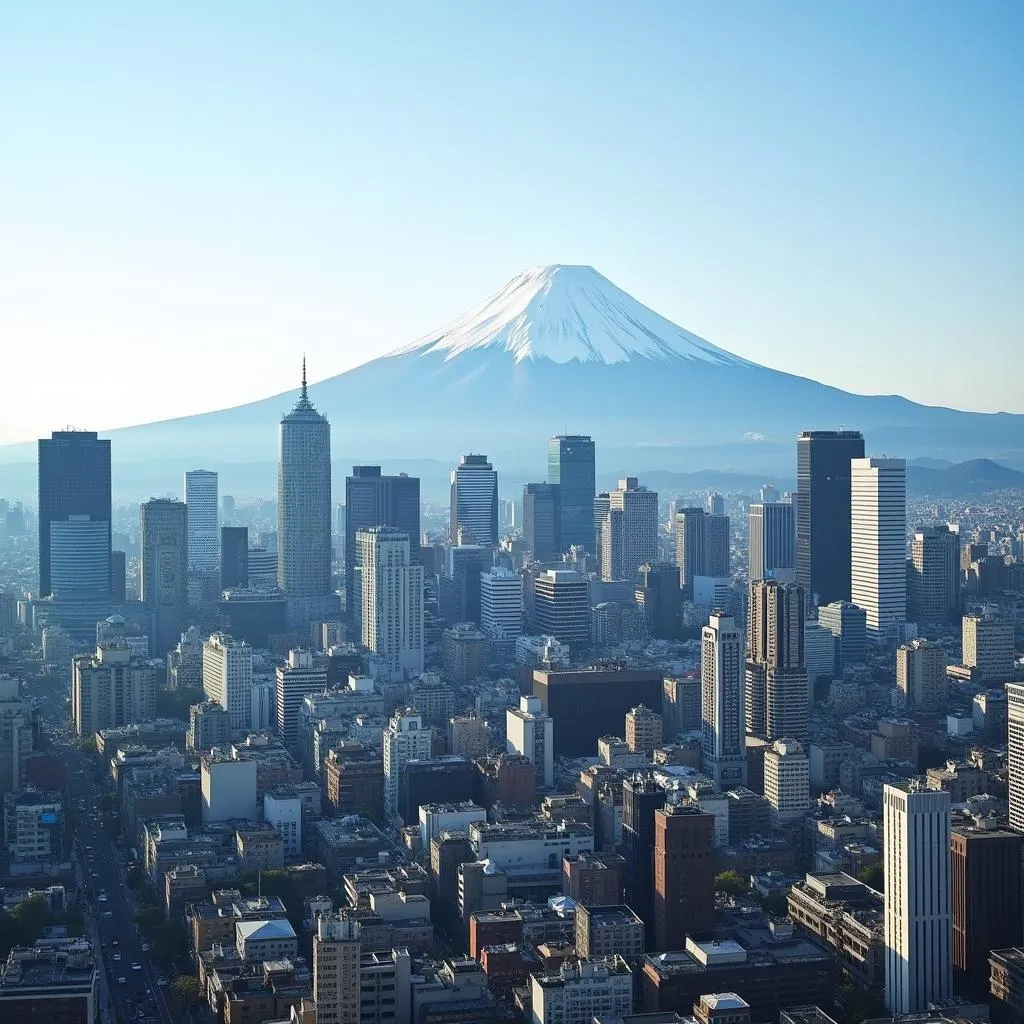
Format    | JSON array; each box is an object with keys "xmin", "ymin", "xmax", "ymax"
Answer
[{"xmin": 907, "ymin": 458, "xmax": 1024, "ymax": 496}]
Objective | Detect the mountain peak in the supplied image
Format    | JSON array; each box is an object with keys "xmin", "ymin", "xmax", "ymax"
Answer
[{"xmin": 393, "ymin": 264, "xmax": 750, "ymax": 367}]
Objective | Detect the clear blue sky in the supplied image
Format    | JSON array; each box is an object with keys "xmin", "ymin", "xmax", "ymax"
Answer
[{"xmin": 1, "ymin": 1, "xmax": 1022, "ymax": 443}]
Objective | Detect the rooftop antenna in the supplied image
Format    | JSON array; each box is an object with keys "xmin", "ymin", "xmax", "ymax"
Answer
[
  {"xmin": 301, "ymin": 356, "xmax": 308, "ymax": 402},
  {"xmin": 258, "ymin": 868, "xmax": 262, "ymax": 900}
]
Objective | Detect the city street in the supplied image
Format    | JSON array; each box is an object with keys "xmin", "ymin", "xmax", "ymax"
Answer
[{"xmin": 65, "ymin": 742, "xmax": 176, "ymax": 1024}]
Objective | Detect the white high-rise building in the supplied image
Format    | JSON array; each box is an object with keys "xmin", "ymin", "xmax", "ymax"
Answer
[
  {"xmin": 358, "ymin": 528, "xmax": 424, "ymax": 680},
  {"xmin": 1007, "ymin": 683, "xmax": 1024, "ymax": 830},
  {"xmin": 599, "ymin": 477, "xmax": 658, "ymax": 582},
  {"xmin": 202, "ymin": 633, "xmax": 253, "ymax": 731},
  {"xmin": 184, "ymin": 470, "xmax": 219, "ymax": 605},
  {"xmin": 480, "ymin": 567, "xmax": 522, "ymax": 640},
  {"xmin": 314, "ymin": 914, "xmax": 362, "ymax": 1024},
  {"xmin": 883, "ymin": 782, "xmax": 952, "ymax": 1014},
  {"xmin": 450, "ymin": 454, "xmax": 498, "ymax": 546},
  {"xmin": 701, "ymin": 611, "xmax": 746, "ymax": 789},
  {"xmin": 275, "ymin": 649, "xmax": 328, "ymax": 750},
  {"xmin": 851, "ymin": 457, "xmax": 907, "ymax": 638},
  {"xmin": 383, "ymin": 708, "xmax": 432, "ymax": 819},
  {"xmin": 506, "ymin": 695, "xmax": 554, "ymax": 788},
  {"xmin": 277, "ymin": 362, "xmax": 333, "ymax": 623},
  {"xmin": 748, "ymin": 500, "xmax": 795, "ymax": 582},
  {"xmin": 763, "ymin": 738, "xmax": 809, "ymax": 822},
  {"xmin": 264, "ymin": 790, "xmax": 302, "ymax": 857},
  {"xmin": 71, "ymin": 643, "xmax": 157, "ymax": 737}
]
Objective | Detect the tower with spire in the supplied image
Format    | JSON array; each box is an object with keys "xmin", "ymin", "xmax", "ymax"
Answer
[{"xmin": 277, "ymin": 361, "xmax": 335, "ymax": 626}]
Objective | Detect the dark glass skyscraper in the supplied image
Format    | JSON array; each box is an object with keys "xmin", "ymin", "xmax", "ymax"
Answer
[
  {"xmin": 547, "ymin": 434, "xmax": 595, "ymax": 554},
  {"xmin": 522, "ymin": 482, "xmax": 559, "ymax": 562},
  {"xmin": 344, "ymin": 466, "xmax": 420, "ymax": 614},
  {"xmin": 38, "ymin": 430, "xmax": 111, "ymax": 598},
  {"xmin": 795, "ymin": 430, "xmax": 864, "ymax": 607},
  {"xmin": 221, "ymin": 526, "xmax": 249, "ymax": 590}
]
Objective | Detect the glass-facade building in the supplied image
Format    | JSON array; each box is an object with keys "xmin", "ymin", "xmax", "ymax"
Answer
[{"xmin": 547, "ymin": 434, "xmax": 595, "ymax": 555}]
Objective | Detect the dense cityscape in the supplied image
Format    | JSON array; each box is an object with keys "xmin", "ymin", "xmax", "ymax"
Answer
[{"xmin": 0, "ymin": 368, "xmax": 1022, "ymax": 1024}]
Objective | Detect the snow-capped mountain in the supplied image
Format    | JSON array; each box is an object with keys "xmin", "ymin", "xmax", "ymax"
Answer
[
  {"xmin": 2, "ymin": 264, "xmax": 1022, "ymax": 484},
  {"xmin": 395, "ymin": 264, "xmax": 749, "ymax": 367}
]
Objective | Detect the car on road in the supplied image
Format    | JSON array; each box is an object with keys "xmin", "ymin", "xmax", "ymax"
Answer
[
  {"xmin": 117, "ymin": 976, "xmax": 127, "ymax": 984},
  {"xmin": 131, "ymin": 962, "xmax": 142, "ymax": 971},
  {"xmin": 113, "ymin": 953, "xmax": 121, "ymax": 961},
  {"xmin": 97, "ymin": 894, "xmax": 108, "ymax": 902},
  {"xmin": 155, "ymin": 975, "xmax": 167, "ymax": 985},
  {"xmin": 103, "ymin": 911, "xmax": 113, "ymax": 918}
]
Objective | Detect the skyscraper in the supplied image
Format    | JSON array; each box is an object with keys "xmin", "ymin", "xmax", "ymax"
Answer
[
  {"xmin": 450, "ymin": 454, "xmax": 498, "ymax": 546},
  {"xmin": 851, "ymin": 457, "xmax": 906, "ymax": 638},
  {"xmin": 745, "ymin": 580, "xmax": 808, "ymax": 741},
  {"xmin": 383, "ymin": 708, "xmax": 433, "ymax": 819},
  {"xmin": 748, "ymin": 501, "xmax": 795, "ymax": 582},
  {"xmin": 357, "ymin": 528, "xmax": 424, "ymax": 680},
  {"xmin": 547, "ymin": 435, "xmax": 596, "ymax": 554},
  {"xmin": 896, "ymin": 639, "xmax": 948, "ymax": 712},
  {"xmin": 622, "ymin": 774, "xmax": 665, "ymax": 948},
  {"xmin": 344, "ymin": 466, "xmax": 420, "ymax": 614},
  {"xmin": 1007, "ymin": 683, "xmax": 1024, "ymax": 831},
  {"xmin": 795, "ymin": 430, "xmax": 865, "ymax": 607},
  {"xmin": 72, "ymin": 643, "xmax": 157, "ymax": 737},
  {"xmin": 139, "ymin": 498, "xmax": 188, "ymax": 657},
  {"xmin": 883, "ymin": 783, "xmax": 952, "ymax": 1015},
  {"xmin": 908, "ymin": 526, "xmax": 960, "ymax": 623},
  {"xmin": 202, "ymin": 632, "xmax": 254, "ymax": 731},
  {"xmin": 314, "ymin": 914, "xmax": 362, "ymax": 1024},
  {"xmin": 184, "ymin": 469, "xmax": 219, "ymax": 605},
  {"xmin": 275, "ymin": 648, "xmax": 328, "ymax": 750},
  {"xmin": 522, "ymin": 482, "xmax": 560, "ymax": 562},
  {"xmin": 675, "ymin": 508, "xmax": 730, "ymax": 588},
  {"xmin": 277, "ymin": 362, "xmax": 333, "ymax": 624},
  {"xmin": 37, "ymin": 430, "xmax": 111, "ymax": 599},
  {"xmin": 701, "ymin": 611, "xmax": 746, "ymax": 789},
  {"xmin": 533, "ymin": 569, "xmax": 589, "ymax": 652},
  {"xmin": 599, "ymin": 477, "xmax": 658, "ymax": 582},
  {"xmin": 220, "ymin": 526, "xmax": 249, "ymax": 590},
  {"xmin": 653, "ymin": 804, "xmax": 715, "ymax": 951},
  {"xmin": 480, "ymin": 567, "xmax": 522, "ymax": 640}
]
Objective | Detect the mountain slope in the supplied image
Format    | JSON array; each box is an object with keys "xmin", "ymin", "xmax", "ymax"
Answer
[
  {"xmin": 907, "ymin": 458, "xmax": 1024, "ymax": 496},
  {"xmin": 2, "ymin": 264, "xmax": 1022, "ymax": 476}
]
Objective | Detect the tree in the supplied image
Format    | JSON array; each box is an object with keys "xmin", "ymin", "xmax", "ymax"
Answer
[
  {"xmin": 135, "ymin": 906, "xmax": 165, "ymax": 936},
  {"xmin": 858, "ymin": 862, "xmax": 884, "ymax": 892},
  {"xmin": 714, "ymin": 870, "xmax": 748, "ymax": 898},
  {"xmin": 156, "ymin": 686, "xmax": 206, "ymax": 720},
  {"xmin": 170, "ymin": 975, "xmax": 204, "ymax": 1021}
]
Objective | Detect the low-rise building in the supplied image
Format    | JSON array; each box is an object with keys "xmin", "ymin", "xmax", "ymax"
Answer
[
  {"xmin": 531, "ymin": 957, "xmax": 633, "ymax": 1024},
  {"xmin": 0, "ymin": 939, "xmax": 97, "ymax": 1022},
  {"xmin": 575, "ymin": 904, "xmax": 645, "ymax": 965}
]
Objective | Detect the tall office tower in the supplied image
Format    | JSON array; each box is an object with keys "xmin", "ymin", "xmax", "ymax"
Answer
[
  {"xmin": 383, "ymin": 708, "xmax": 433, "ymax": 819},
  {"xmin": 622, "ymin": 775, "xmax": 665, "ymax": 948},
  {"xmin": 220, "ymin": 526, "xmax": 249, "ymax": 590},
  {"xmin": 951, "ymin": 820, "xmax": 1024, "ymax": 1000},
  {"xmin": 896, "ymin": 639, "xmax": 948, "ymax": 712},
  {"xmin": 706, "ymin": 493, "xmax": 725, "ymax": 516},
  {"xmin": 748, "ymin": 501, "xmax": 795, "ymax": 581},
  {"xmin": 599, "ymin": 477, "xmax": 658, "ymax": 582},
  {"xmin": 184, "ymin": 469, "xmax": 219, "ymax": 605},
  {"xmin": 675, "ymin": 508, "xmax": 730, "ymax": 588},
  {"xmin": 763, "ymin": 739, "xmax": 810, "ymax": 822},
  {"xmin": 275, "ymin": 649, "xmax": 329, "ymax": 750},
  {"xmin": 963, "ymin": 613, "xmax": 1015, "ymax": 683},
  {"xmin": 344, "ymin": 466, "xmax": 420, "ymax": 615},
  {"xmin": 653, "ymin": 804, "xmax": 715, "ymax": 951},
  {"xmin": 506, "ymin": 695, "xmax": 554, "ymax": 788},
  {"xmin": 522, "ymin": 483, "xmax": 560, "ymax": 562},
  {"xmin": 37, "ymin": 430, "xmax": 111, "ymax": 599},
  {"xmin": 71, "ymin": 643, "xmax": 157, "ymax": 737},
  {"xmin": 760, "ymin": 483, "xmax": 779, "ymax": 503},
  {"xmin": 795, "ymin": 429, "xmax": 865, "ymax": 607},
  {"xmin": 701, "ymin": 612, "xmax": 746, "ymax": 789},
  {"xmin": 883, "ymin": 783, "xmax": 952, "ymax": 1014},
  {"xmin": 221, "ymin": 494, "xmax": 235, "ymax": 522},
  {"xmin": 533, "ymin": 569, "xmax": 589, "ymax": 652},
  {"xmin": 548, "ymin": 434, "xmax": 596, "ymax": 554},
  {"xmin": 908, "ymin": 526, "xmax": 960, "ymax": 623},
  {"xmin": 634, "ymin": 563, "xmax": 682, "ymax": 641},
  {"xmin": 745, "ymin": 580, "xmax": 807, "ymax": 741},
  {"xmin": 0, "ymin": 677, "xmax": 32, "ymax": 797},
  {"xmin": 357, "ymin": 528, "xmax": 424, "ymax": 680},
  {"xmin": 440, "ymin": 545, "xmax": 487, "ymax": 625},
  {"xmin": 851, "ymin": 457, "xmax": 907, "ymax": 638},
  {"xmin": 314, "ymin": 914, "xmax": 361, "ymax": 1024},
  {"xmin": 202, "ymin": 632, "xmax": 253, "ymax": 731},
  {"xmin": 335, "ymin": 503, "xmax": 346, "ymax": 537},
  {"xmin": 449, "ymin": 454, "xmax": 498, "ymax": 547},
  {"xmin": 110, "ymin": 550, "xmax": 126, "ymax": 603},
  {"xmin": 277, "ymin": 362, "xmax": 333, "ymax": 622},
  {"xmin": 817, "ymin": 600, "xmax": 867, "ymax": 668},
  {"xmin": 139, "ymin": 498, "xmax": 188, "ymax": 657},
  {"xmin": 480, "ymin": 567, "xmax": 522, "ymax": 640},
  {"xmin": 1008, "ymin": 684, "xmax": 1024, "ymax": 830}
]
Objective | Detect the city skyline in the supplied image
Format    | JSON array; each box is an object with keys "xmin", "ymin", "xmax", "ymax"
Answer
[{"xmin": 2, "ymin": 4, "xmax": 1023, "ymax": 443}]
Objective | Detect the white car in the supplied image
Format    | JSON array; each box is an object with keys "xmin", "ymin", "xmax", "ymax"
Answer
[
  {"xmin": 117, "ymin": 976, "xmax": 127, "ymax": 984},
  {"xmin": 131, "ymin": 962, "xmax": 142, "ymax": 971}
]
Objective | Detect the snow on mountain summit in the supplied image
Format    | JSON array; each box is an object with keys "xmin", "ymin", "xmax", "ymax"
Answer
[{"xmin": 394, "ymin": 264, "xmax": 750, "ymax": 366}]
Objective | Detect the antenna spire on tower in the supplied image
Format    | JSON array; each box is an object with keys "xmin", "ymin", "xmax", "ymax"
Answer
[{"xmin": 301, "ymin": 356, "xmax": 308, "ymax": 402}]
